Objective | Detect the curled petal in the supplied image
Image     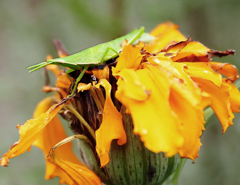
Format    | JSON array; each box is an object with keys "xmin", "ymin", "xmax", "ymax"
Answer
[
  {"xmin": 169, "ymin": 87, "xmax": 206, "ymax": 160},
  {"xmin": 112, "ymin": 42, "xmax": 144, "ymax": 74},
  {"xmin": 115, "ymin": 66, "xmax": 184, "ymax": 157},
  {"xmin": 209, "ymin": 62, "xmax": 239, "ymax": 82},
  {"xmin": 148, "ymin": 58, "xmax": 204, "ymax": 107},
  {"xmin": 0, "ymin": 97, "xmax": 64, "ymax": 166},
  {"xmin": 192, "ymin": 77, "xmax": 234, "ymax": 133},
  {"xmin": 183, "ymin": 62, "xmax": 222, "ymax": 87},
  {"xmin": 161, "ymin": 36, "xmax": 191, "ymax": 53},
  {"xmin": 55, "ymin": 71, "xmax": 72, "ymax": 89},
  {"xmin": 48, "ymin": 146, "xmax": 101, "ymax": 185},
  {"xmin": 92, "ymin": 66, "xmax": 109, "ymax": 81},
  {"xmin": 32, "ymin": 98, "xmax": 83, "ymax": 184},
  {"xmin": 223, "ymin": 79, "xmax": 240, "ymax": 113},
  {"xmin": 145, "ymin": 22, "xmax": 186, "ymax": 53},
  {"xmin": 172, "ymin": 41, "xmax": 210, "ymax": 62},
  {"xmin": 208, "ymin": 49, "xmax": 235, "ymax": 58},
  {"xmin": 77, "ymin": 83, "xmax": 91, "ymax": 92},
  {"xmin": 42, "ymin": 86, "xmax": 59, "ymax": 93},
  {"xmin": 115, "ymin": 68, "xmax": 150, "ymax": 101},
  {"xmin": 53, "ymin": 39, "xmax": 70, "ymax": 58},
  {"xmin": 94, "ymin": 79, "xmax": 127, "ymax": 167},
  {"xmin": 149, "ymin": 21, "xmax": 180, "ymax": 37}
]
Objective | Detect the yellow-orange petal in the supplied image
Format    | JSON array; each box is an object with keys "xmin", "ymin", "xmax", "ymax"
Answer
[
  {"xmin": 92, "ymin": 66, "xmax": 109, "ymax": 81},
  {"xmin": 94, "ymin": 79, "xmax": 127, "ymax": 167},
  {"xmin": 145, "ymin": 22, "xmax": 186, "ymax": 53},
  {"xmin": 55, "ymin": 70, "xmax": 72, "ymax": 89},
  {"xmin": 147, "ymin": 58, "xmax": 203, "ymax": 107},
  {"xmin": 0, "ymin": 97, "xmax": 64, "ymax": 167},
  {"xmin": 149, "ymin": 21, "xmax": 179, "ymax": 37},
  {"xmin": 32, "ymin": 97, "xmax": 84, "ymax": 184},
  {"xmin": 112, "ymin": 42, "xmax": 144, "ymax": 74},
  {"xmin": 192, "ymin": 77, "xmax": 234, "ymax": 133},
  {"xmin": 115, "ymin": 65, "xmax": 184, "ymax": 157},
  {"xmin": 48, "ymin": 152, "xmax": 101, "ymax": 185},
  {"xmin": 161, "ymin": 36, "xmax": 191, "ymax": 53},
  {"xmin": 114, "ymin": 68, "xmax": 150, "ymax": 101},
  {"xmin": 77, "ymin": 83, "xmax": 91, "ymax": 92},
  {"xmin": 169, "ymin": 86, "xmax": 206, "ymax": 160},
  {"xmin": 171, "ymin": 41, "xmax": 210, "ymax": 62},
  {"xmin": 42, "ymin": 86, "xmax": 59, "ymax": 93},
  {"xmin": 209, "ymin": 62, "xmax": 239, "ymax": 82},
  {"xmin": 183, "ymin": 62, "xmax": 222, "ymax": 87},
  {"xmin": 223, "ymin": 79, "xmax": 240, "ymax": 113}
]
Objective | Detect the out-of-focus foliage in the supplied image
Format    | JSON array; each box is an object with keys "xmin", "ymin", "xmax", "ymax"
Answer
[{"xmin": 0, "ymin": 0, "xmax": 239, "ymax": 185}]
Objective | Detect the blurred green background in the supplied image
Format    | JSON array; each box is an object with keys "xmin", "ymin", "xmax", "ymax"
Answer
[{"xmin": 0, "ymin": 0, "xmax": 240, "ymax": 184}]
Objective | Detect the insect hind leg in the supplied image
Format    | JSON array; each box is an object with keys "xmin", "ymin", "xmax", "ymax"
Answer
[
  {"xmin": 65, "ymin": 68, "xmax": 75, "ymax": 90},
  {"xmin": 67, "ymin": 66, "xmax": 89, "ymax": 98},
  {"xmin": 98, "ymin": 47, "xmax": 119, "ymax": 65}
]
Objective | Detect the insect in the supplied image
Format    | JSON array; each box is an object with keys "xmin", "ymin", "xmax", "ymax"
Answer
[{"xmin": 27, "ymin": 27, "xmax": 155, "ymax": 98}]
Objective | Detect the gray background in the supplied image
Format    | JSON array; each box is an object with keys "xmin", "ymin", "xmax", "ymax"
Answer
[{"xmin": 0, "ymin": 0, "xmax": 240, "ymax": 184}]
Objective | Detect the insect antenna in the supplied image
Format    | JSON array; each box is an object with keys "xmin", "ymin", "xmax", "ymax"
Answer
[{"xmin": 27, "ymin": 62, "xmax": 49, "ymax": 73}]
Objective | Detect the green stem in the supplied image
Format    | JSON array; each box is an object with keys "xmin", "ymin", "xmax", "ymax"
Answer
[
  {"xmin": 169, "ymin": 159, "xmax": 186, "ymax": 185},
  {"xmin": 235, "ymin": 80, "xmax": 240, "ymax": 89},
  {"xmin": 203, "ymin": 106, "xmax": 214, "ymax": 128}
]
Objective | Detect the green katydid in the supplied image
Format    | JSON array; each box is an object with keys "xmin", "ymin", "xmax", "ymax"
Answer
[{"xmin": 27, "ymin": 27, "xmax": 155, "ymax": 98}]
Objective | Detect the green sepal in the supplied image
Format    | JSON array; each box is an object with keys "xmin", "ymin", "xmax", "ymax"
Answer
[{"xmin": 77, "ymin": 139, "xmax": 111, "ymax": 184}]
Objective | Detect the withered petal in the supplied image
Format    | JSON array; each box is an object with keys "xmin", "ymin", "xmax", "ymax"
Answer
[
  {"xmin": 48, "ymin": 149, "xmax": 101, "ymax": 185},
  {"xmin": 171, "ymin": 41, "xmax": 210, "ymax": 62},
  {"xmin": 32, "ymin": 98, "xmax": 84, "ymax": 184},
  {"xmin": 208, "ymin": 49, "xmax": 235, "ymax": 58},
  {"xmin": 0, "ymin": 97, "xmax": 64, "ymax": 167},
  {"xmin": 161, "ymin": 36, "xmax": 191, "ymax": 53},
  {"xmin": 209, "ymin": 62, "xmax": 239, "ymax": 82},
  {"xmin": 53, "ymin": 39, "xmax": 70, "ymax": 58}
]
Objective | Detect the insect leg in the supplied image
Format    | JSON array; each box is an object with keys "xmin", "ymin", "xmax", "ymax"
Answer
[
  {"xmin": 98, "ymin": 47, "xmax": 119, "ymax": 65},
  {"xmin": 127, "ymin": 27, "xmax": 144, "ymax": 45},
  {"xmin": 65, "ymin": 68, "xmax": 75, "ymax": 90},
  {"xmin": 67, "ymin": 65, "xmax": 89, "ymax": 98}
]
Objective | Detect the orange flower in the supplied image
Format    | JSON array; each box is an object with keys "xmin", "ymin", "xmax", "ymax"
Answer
[
  {"xmin": 109, "ymin": 22, "xmax": 239, "ymax": 162},
  {"xmin": 1, "ymin": 22, "xmax": 239, "ymax": 185}
]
